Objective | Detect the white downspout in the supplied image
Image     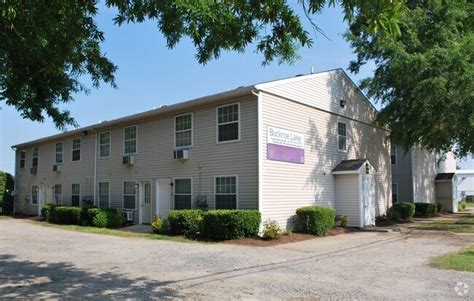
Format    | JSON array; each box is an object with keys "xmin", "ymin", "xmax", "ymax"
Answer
[
  {"xmin": 251, "ymin": 89, "xmax": 262, "ymax": 214},
  {"xmin": 91, "ymin": 128, "xmax": 98, "ymax": 206},
  {"xmin": 11, "ymin": 146, "xmax": 17, "ymax": 214}
]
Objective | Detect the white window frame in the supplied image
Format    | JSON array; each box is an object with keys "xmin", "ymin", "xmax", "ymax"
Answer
[
  {"xmin": 55, "ymin": 141, "xmax": 64, "ymax": 164},
  {"xmin": 54, "ymin": 184, "xmax": 62, "ymax": 204},
  {"xmin": 216, "ymin": 102, "xmax": 241, "ymax": 144},
  {"xmin": 337, "ymin": 121, "xmax": 347, "ymax": 152},
  {"xmin": 122, "ymin": 181, "xmax": 137, "ymax": 210},
  {"xmin": 71, "ymin": 183, "xmax": 81, "ymax": 206},
  {"xmin": 31, "ymin": 185, "xmax": 39, "ymax": 205},
  {"xmin": 392, "ymin": 183, "xmax": 399, "ymax": 204},
  {"xmin": 173, "ymin": 177, "xmax": 193, "ymax": 209},
  {"xmin": 174, "ymin": 113, "xmax": 193, "ymax": 149},
  {"xmin": 32, "ymin": 147, "xmax": 39, "ymax": 167},
  {"xmin": 99, "ymin": 131, "xmax": 111, "ymax": 159},
  {"xmin": 214, "ymin": 175, "xmax": 239, "ymax": 209},
  {"xmin": 71, "ymin": 138, "xmax": 81, "ymax": 162},
  {"xmin": 19, "ymin": 150, "xmax": 26, "ymax": 169},
  {"xmin": 123, "ymin": 125, "xmax": 138, "ymax": 155},
  {"xmin": 391, "ymin": 144, "xmax": 398, "ymax": 165},
  {"xmin": 98, "ymin": 181, "xmax": 110, "ymax": 208}
]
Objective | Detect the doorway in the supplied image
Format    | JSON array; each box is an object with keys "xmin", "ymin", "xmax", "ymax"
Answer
[
  {"xmin": 156, "ymin": 179, "xmax": 171, "ymax": 218},
  {"xmin": 362, "ymin": 175, "xmax": 376, "ymax": 226},
  {"xmin": 139, "ymin": 181, "xmax": 152, "ymax": 224}
]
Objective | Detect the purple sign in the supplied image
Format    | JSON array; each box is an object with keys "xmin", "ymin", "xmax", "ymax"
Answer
[{"xmin": 267, "ymin": 143, "xmax": 304, "ymax": 164}]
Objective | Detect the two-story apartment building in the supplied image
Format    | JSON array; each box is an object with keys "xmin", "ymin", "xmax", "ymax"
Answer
[{"xmin": 12, "ymin": 69, "xmax": 392, "ymax": 229}]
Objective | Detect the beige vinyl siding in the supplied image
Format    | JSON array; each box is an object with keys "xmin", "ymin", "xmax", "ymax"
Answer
[
  {"xmin": 334, "ymin": 175, "xmax": 361, "ymax": 227},
  {"xmin": 259, "ymin": 88, "xmax": 391, "ymax": 229},
  {"xmin": 411, "ymin": 147, "xmax": 437, "ymax": 203},
  {"xmin": 391, "ymin": 146, "xmax": 414, "ymax": 202},
  {"xmin": 435, "ymin": 181, "xmax": 454, "ymax": 212}
]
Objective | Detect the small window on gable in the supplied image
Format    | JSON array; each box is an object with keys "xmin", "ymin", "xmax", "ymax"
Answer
[
  {"xmin": 337, "ymin": 122, "xmax": 347, "ymax": 152},
  {"xmin": 175, "ymin": 113, "xmax": 193, "ymax": 148},
  {"xmin": 32, "ymin": 147, "xmax": 39, "ymax": 167},
  {"xmin": 55, "ymin": 142, "xmax": 63, "ymax": 164},
  {"xmin": 72, "ymin": 138, "xmax": 81, "ymax": 162},
  {"xmin": 391, "ymin": 144, "xmax": 397, "ymax": 165},
  {"xmin": 217, "ymin": 103, "xmax": 240, "ymax": 143},
  {"xmin": 19, "ymin": 150, "xmax": 26, "ymax": 169},
  {"xmin": 99, "ymin": 131, "xmax": 111, "ymax": 158},
  {"xmin": 124, "ymin": 126, "xmax": 137, "ymax": 155}
]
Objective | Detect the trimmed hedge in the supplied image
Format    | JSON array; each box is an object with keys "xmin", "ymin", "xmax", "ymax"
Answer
[
  {"xmin": 389, "ymin": 202, "xmax": 415, "ymax": 221},
  {"xmin": 201, "ymin": 210, "xmax": 261, "ymax": 240},
  {"xmin": 414, "ymin": 203, "xmax": 437, "ymax": 217},
  {"xmin": 87, "ymin": 208, "xmax": 125, "ymax": 228},
  {"xmin": 296, "ymin": 206, "xmax": 335, "ymax": 236},
  {"xmin": 167, "ymin": 210, "xmax": 203, "ymax": 237},
  {"xmin": 436, "ymin": 203, "xmax": 443, "ymax": 213},
  {"xmin": 46, "ymin": 205, "xmax": 124, "ymax": 228}
]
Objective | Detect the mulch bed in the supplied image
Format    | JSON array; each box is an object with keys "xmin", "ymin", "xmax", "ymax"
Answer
[{"xmin": 224, "ymin": 227, "xmax": 357, "ymax": 247}]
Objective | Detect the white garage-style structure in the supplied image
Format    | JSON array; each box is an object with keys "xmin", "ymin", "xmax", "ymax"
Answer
[
  {"xmin": 435, "ymin": 172, "xmax": 457, "ymax": 213},
  {"xmin": 333, "ymin": 159, "xmax": 377, "ymax": 228}
]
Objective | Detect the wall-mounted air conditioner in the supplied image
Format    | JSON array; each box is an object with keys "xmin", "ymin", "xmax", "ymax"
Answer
[
  {"xmin": 30, "ymin": 167, "xmax": 37, "ymax": 175},
  {"xmin": 123, "ymin": 211, "xmax": 134, "ymax": 221},
  {"xmin": 53, "ymin": 164, "xmax": 62, "ymax": 173},
  {"xmin": 122, "ymin": 155, "xmax": 135, "ymax": 166},
  {"xmin": 173, "ymin": 149, "xmax": 189, "ymax": 160}
]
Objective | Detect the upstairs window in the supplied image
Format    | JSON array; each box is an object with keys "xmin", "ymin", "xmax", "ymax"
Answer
[
  {"xmin": 337, "ymin": 122, "xmax": 347, "ymax": 152},
  {"xmin": 31, "ymin": 185, "xmax": 39, "ymax": 205},
  {"xmin": 99, "ymin": 182, "xmax": 109, "ymax": 208},
  {"xmin": 55, "ymin": 142, "xmax": 63, "ymax": 164},
  {"xmin": 124, "ymin": 126, "xmax": 137, "ymax": 155},
  {"xmin": 54, "ymin": 184, "xmax": 62, "ymax": 204},
  {"xmin": 123, "ymin": 181, "xmax": 136, "ymax": 209},
  {"xmin": 71, "ymin": 183, "xmax": 80, "ymax": 206},
  {"xmin": 217, "ymin": 103, "xmax": 240, "ymax": 143},
  {"xmin": 215, "ymin": 176, "xmax": 237, "ymax": 209},
  {"xmin": 32, "ymin": 147, "xmax": 39, "ymax": 167},
  {"xmin": 174, "ymin": 178, "xmax": 192, "ymax": 209},
  {"xmin": 19, "ymin": 150, "xmax": 26, "ymax": 169},
  {"xmin": 99, "ymin": 131, "xmax": 111, "ymax": 158},
  {"xmin": 72, "ymin": 138, "xmax": 81, "ymax": 162},
  {"xmin": 391, "ymin": 144, "xmax": 397, "ymax": 165},
  {"xmin": 174, "ymin": 113, "xmax": 193, "ymax": 148}
]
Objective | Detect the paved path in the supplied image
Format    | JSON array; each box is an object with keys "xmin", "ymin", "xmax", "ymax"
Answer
[{"xmin": 0, "ymin": 218, "xmax": 473, "ymax": 299}]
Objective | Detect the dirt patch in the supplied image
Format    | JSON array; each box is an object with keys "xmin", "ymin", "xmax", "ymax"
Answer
[{"xmin": 224, "ymin": 227, "xmax": 355, "ymax": 247}]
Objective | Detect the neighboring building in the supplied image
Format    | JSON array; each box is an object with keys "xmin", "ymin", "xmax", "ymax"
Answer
[
  {"xmin": 390, "ymin": 146, "xmax": 459, "ymax": 211},
  {"xmin": 12, "ymin": 69, "xmax": 391, "ymax": 229},
  {"xmin": 453, "ymin": 170, "xmax": 474, "ymax": 202}
]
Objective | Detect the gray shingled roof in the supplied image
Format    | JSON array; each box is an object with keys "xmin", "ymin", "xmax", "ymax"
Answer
[
  {"xmin": 435, "ymin": 173, "xmax": 455, "ymax": 181},
  {"xmin": 332, "ymin": 159, "xmax": 367, "ymax": 172}
]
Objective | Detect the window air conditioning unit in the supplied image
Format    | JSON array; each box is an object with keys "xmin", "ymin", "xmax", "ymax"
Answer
[
  {"xmin": 30, "ymin": 167, "xmax": 37, "ymax": 175},
  {"xmin": 53, "ymin": 164, "xmax": 62, "ymax": 173},
  {"xmin": 173, "ymin": 149, "xmax": 189, "ymax": 160},
  {"xmin": 123, "ymin": 210, "xmax": 134, "ymax": 221},
  {"xmin": 122, "ymin": 155, "xmax": 135, "ymax": 165}
]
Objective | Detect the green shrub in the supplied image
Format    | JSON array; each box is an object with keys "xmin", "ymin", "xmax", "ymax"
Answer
[
  {"xmin": 262, "ymin": 219, "xmax": 282, "ymax": 240},
  {"xmin": 48, "ymin": 206, "xmax": 83, "ymax": 224},
  {"xmin": 458, "ymin": 201, "xmax": 467, "ymax": 212},
  {"xmin": 414, "ymin": 203, "xmax": 437, "ymax": 217},
  {"xmin": 337, "ymin": 215, "xmax": 348, "ymax": 228},
  {"xmin": 88, "ymin": 208, "xmax": 125, "ymax": 228},
  {"xmin": 436, "ymin": 203, "xmax": 443, "ymax": 213},
  {"xmin": 41, "ymin": 204, "xmax": 57, "ymax": 220},
  {"xmin": 167, "ymin": 210, "xmax": 203, "ymax": 237},
  {"xmin": 202, "ymin": 210, "xmax": 261, "ymax": 240},
  {"xmin": 151, "ymin": 215, "xmax": 169, "ymax": 234},
  {"xmin": 389, "ymin": 202, "xmax": 415, "ymax": 221},
  {"xmin": 295, "ymin": 206, "xmax": 335, "ymax": 236}
]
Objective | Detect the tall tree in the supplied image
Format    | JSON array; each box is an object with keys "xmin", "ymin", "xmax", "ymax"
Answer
[
  {"xmin": 1, "ymin": 0, "xmax": 404, "ymax": 129},
  {"xmin": 346, "ymin": 0, "xmax": 473, "ymax": 156}
]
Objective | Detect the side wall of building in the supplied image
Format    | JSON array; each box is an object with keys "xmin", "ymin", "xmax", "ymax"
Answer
[
  {"xmin": 259, "ymin": 72, "xmax": 391, "ymax": 229},
  {"xmin": 411, "ymin": 147, "xmax": 437, "ymax": 203},
  {"xmin": 391, "ymin": 146, "xmax": 414, "ymax": 202}
]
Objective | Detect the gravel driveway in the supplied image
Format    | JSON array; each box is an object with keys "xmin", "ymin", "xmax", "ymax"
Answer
[{"xmin": 1, "ymin": 218, "xmax": 473, "ymax": 300}]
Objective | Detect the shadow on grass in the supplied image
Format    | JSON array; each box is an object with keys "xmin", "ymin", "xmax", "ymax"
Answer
[{"xmin": 0, "ymin": 254, "xmax": 184, "ymax": 299}]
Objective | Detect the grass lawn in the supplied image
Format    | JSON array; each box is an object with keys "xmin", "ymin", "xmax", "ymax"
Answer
[
  {"xmin": 431, "ymin": 246, "xmax": 474, "ymax": 272},
  {"xmin": 465, "ymin": 201, "xmax": 474, "ymax": 207},
  {"xmin": 30, "ymin": 220, "xmax": 194, "ymax": 243},
  {"xmin": 0, "ymin": 215, "xmax": 13, "ymax": 220},
  {"xmin": 415, "ymin": 216, "xmax": 474, "ymax": 233}
]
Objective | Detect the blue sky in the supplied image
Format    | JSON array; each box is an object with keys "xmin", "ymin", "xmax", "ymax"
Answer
[{"xmin": 1, "ymin": 4, "xmax": 472, "ymax": 173}]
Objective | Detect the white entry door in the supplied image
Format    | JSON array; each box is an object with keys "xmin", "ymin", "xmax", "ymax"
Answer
[
  {"xmin": 362, "ymin": 175, "xmax": 376, "ymax": 226},
  {"xmin": 139, "ymin": 181, "xmax": 152, "ymax": 224},
  {"xmin": 156, "ymin": 179, "xmax": 171, "ymax": 218}
]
